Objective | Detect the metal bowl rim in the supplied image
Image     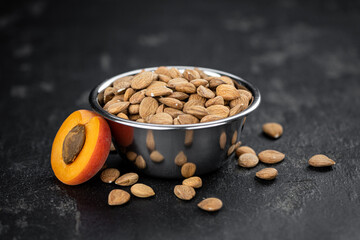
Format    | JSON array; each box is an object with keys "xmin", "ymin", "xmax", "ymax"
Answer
[{"xmin": 89, "ymin": 66, "xmax": 261, "ymax": 130}]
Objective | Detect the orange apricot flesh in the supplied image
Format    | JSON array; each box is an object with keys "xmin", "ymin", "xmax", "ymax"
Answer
[{"xmin": 51, "ymin": 110, "xmax": 111, "ymax": 185}]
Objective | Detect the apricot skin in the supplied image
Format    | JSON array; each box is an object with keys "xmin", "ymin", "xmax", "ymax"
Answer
[{"xmin": 51, "ymin": 110, "xmax": 111, "ymax": 185}]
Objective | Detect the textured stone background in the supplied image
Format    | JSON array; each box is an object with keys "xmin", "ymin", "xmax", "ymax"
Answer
[{"xmin": 1, "ymin": 0, "xmax": 359, "ymax": 239}]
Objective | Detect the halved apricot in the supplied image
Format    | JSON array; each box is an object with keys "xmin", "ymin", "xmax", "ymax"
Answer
[{"xmin": 51, "ymin": 110, "xmax": 111, "ymax": 185}]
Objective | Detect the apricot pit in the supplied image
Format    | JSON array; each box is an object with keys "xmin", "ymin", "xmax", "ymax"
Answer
[{"xmin": 62, "ymin": 124, "xmax": 86, "ymax": 164}]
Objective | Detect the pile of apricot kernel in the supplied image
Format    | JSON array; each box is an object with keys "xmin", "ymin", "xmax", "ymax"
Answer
[{"xmin": 51, "ymin": 110, "xmax": 112, "ymax": 185}]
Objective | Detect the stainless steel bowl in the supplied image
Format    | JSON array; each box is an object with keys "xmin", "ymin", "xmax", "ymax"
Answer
[{"xmin": 89, "ymin": 66, "xmax": 261, "ymax": 178}]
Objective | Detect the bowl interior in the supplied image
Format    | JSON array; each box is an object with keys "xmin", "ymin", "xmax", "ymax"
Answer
[{"xmin": 89, "ymin": 66, "xmax": 261, "ymax": 130}]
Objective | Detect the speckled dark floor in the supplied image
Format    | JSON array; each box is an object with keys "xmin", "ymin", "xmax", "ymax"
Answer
[{"xmin": 1, "ymin": 0, "xmax": 360, "ymax": 239}]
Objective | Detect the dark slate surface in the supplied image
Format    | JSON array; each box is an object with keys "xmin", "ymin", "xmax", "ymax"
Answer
[{"xmin": 1, "ymin": 0, "xmax": 360, "ymax": 239}]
